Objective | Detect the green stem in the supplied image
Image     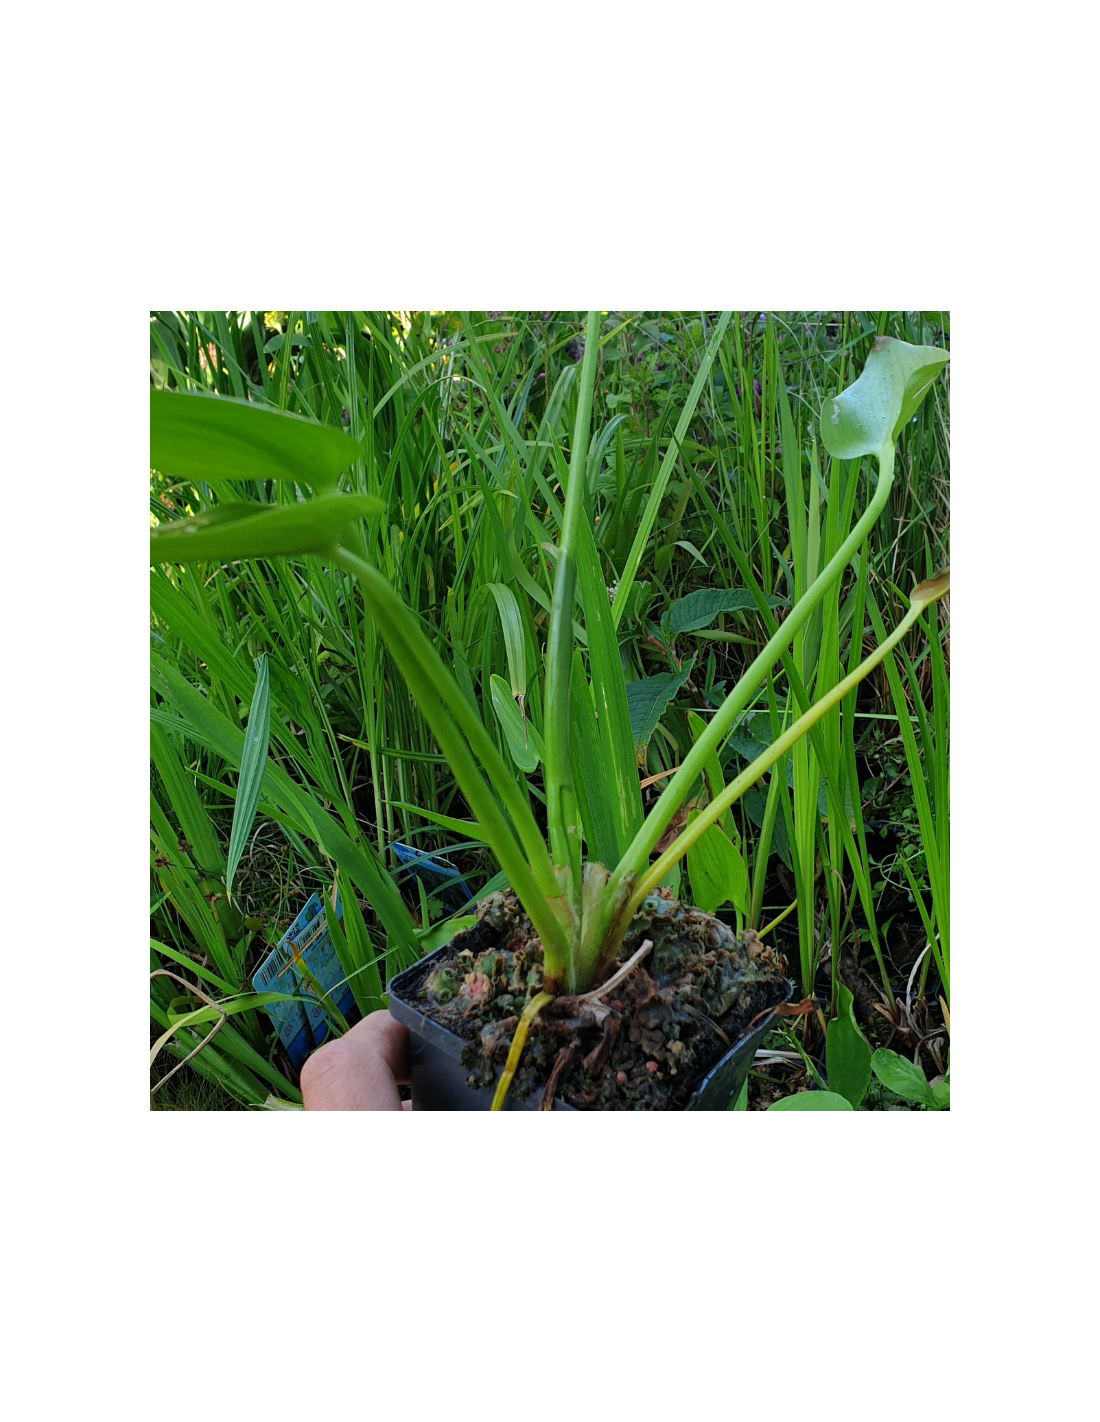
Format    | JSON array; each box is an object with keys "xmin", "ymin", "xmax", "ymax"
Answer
[
  {"xmin": 612, "ymin": 441, "xmax": 896, "ymax": 887},
  {"xmin": 627, "ymin": 577, "xmax": 934, "ymax": 915},
  {"xmin": 544, "ymin": 311, "xmax": 602, "ymax": 894}
]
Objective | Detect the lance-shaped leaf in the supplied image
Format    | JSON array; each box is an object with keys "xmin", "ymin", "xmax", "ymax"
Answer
[
  {"xmin": 662, "ymin": 587, "xmax": 786, "ymax": 638},
  {"xmin": 686, "ymin": 817, "xmax": 748, "ymax": 915},
  {"xmin": 819, "ymin": 336, "xmax": 949, "ymax": 459},
  {"xmin": 870, "ymin": 1048, "xmax": 939, "ymax": 1108},
  {"xmin": 484, "ymin": 581, "xmax": 532, "ymax": 744},
  {"xmin": 150, "ymin": 651, "xmax": 420, "ymax": 963},
  {"xmin": 625, "ymin": 658, "xmax": 695, "ymax": 748},
  {"xmin": 150, "ymin": 494, "xmax": 382, "ymax": 563},
  {"xmin": 489, "ymin": 673, "xmax": 545, "ymax": 772},
  {"xmin": 825, "ymin": 983, "xmax": 872, "ymax": 1108},
  {"xmin": 151, "ymin": 389, "xmax": 365, "ymax": 489},
  {"xmin": 226, "ymin": 655, "xmax": 271, "ymax": 904}
]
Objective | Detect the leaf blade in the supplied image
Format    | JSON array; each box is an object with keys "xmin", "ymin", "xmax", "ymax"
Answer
[
  {"xmin": 226, "ymin": 656, "xmax": 271, "ymax": 904},
  {"xmin": 825, "ymin": 983, "xmax": 872, "ymax": 1108},
  {"xmin": 151, "ymin": 388, "xmax": 366, "ymax": 488}
]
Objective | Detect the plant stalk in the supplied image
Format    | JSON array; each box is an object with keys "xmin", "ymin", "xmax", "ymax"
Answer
[
  {"xmin": 627, "ymin": 571, "xmax": 943, "ymax": 915},
  {"xmin": 611, "ymin": 441, "xmax": 897, "ymax": 890},
  {"xmin": 543, "ymin": 312, "xmax": 602, "ymax": 933}
]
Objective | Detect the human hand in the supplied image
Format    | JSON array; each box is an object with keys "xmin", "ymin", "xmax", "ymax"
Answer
[{"xmin": 300, "ymin": 1009, "xmax": 411, "ymax": 1110}]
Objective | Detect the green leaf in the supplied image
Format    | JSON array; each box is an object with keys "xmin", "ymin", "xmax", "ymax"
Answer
[
  {"xmin": 743, "ymin": 785, "xmax": 791, "ymax": 869},
  {"xmin": 150, "ymin": 652, "xmax": 421, "ymax": 964},
  {"xmin": 489, "ymin": 674, "xmax": 544, "ymax": 772},
  {"xmin": 664, "ymin": 588, "xmax": 785, "ymax": 637},
  {"xmin": 825, "ymin": 983, "xmax": 872, "ymax": 1107},
  {"xmin": 336, "ymin": 875, "xmax": 386, "ymax": 1014},
  {"xmin": 870, "ymin": 1048, "xmax": 937, "ymax": 1108},
  {"xmin": 417, "ymin": 914, "xmax": 479, "ymax": 955},
  {"xmin": 149, "ymin": 720, "xmax": 225, "ymax": 878},
  {"xmin": 931, "ymin": 1075, "xmax": 950, "ymax": 1109},
  {"xmin": 388, "ymin": 803, "xmax": 491, "ymax": 844},
  {"xmin": 687, "ymin": 820, "xmax": 748, "ymax": 915},
  {"xmin": 575, "ymin": 514, "xmax": 644, "ymax": 857},
  {"xmin": 150, "ymin": 798, "xmax": 238, "ymax": 985},
  {"xmin": 150, "ymin": 493, "xmax": 382, "ymax": 563},
  {"xmin": 625, "ymin": 658, "xmax": 695, "ymax": 748},
  {"xmin": 151, "ymin": 389, "xmax": 365, "ymax": 489},
  {"xmin": 818, "ymin": 337, "xmax": 949, "ymax": 460},
  {"xmin": 611, "ymin": 312, "xmax": 733, "ymax": 627},
  {"xmin": 569, "ymin": 650, "xmax": 620, "ymax": 869},
  {"xmin": 767, "ymin": 1090, "xmax": 854, "ymax": 1111},
  {"xmin": 483, "ymin": 583, "xmax": 528, "ymax": 698},
  {"xmin": 226, "ymin": 656, "xmax": 271, "ymax": 904},
  {"xmin": 151, "ymin": 940, "xmax": 237, "ymax": 997},
  {"xmin": 688, "ymin": 709, "xmax": 732, "ymax": 837}
]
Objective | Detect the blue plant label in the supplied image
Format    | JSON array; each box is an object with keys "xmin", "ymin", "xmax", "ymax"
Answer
[
  {"xmin": 251, "ymin": 948, "xmax": 312, "ymax": 1069},
  {"xmin": 392, "ymin": 842, "xmax": 473, "ymax": 910},
  {"xmin": 251, "ymin": 891, "xmax": 355, "ymax": 1068}
]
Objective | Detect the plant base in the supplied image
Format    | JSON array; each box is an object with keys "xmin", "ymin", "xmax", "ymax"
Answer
[{"xmin": 386, "ymin": 890, "xmax": 792, "ymax": 1110}]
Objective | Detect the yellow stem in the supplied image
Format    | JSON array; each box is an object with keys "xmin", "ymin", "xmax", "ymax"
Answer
[
  {"xmin": 490, "ymin": 992, "xmax": 555, "ymax": 1111},
  {"xmin": 757, "ymin": 900, "xmax": 797, "ymax": 940}
]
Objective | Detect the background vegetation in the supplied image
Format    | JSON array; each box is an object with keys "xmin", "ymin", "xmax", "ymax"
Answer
[{"xmin": 150, "ymin": 310, "xmax": 949, "ymax": 1109}]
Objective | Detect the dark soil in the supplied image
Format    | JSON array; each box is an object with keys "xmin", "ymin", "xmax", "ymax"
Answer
[{"xmin": 391, "ymin": 888, "xmax": 789, "ymax": 1110}]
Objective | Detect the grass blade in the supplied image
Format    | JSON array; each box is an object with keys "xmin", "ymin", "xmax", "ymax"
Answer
[
  {"xmin": 611, "ymin": 312, "xmax": 732, "ymax": 629},
  {"xmin": 226, "ymin": 656, "xmax": 271, "ymax": 905}
]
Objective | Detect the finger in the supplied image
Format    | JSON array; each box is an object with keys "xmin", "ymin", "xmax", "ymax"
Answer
[
  {"xmin": 341, "ymin": 1010, "xmax": 411, "ymax": 1085},
  {"xmin": 300, "ymin": 1012, "xmax": 410, "ymax": 1111}
]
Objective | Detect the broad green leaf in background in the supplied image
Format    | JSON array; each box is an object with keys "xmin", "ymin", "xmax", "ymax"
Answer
[
  {"xmin": 150, "ymin": 493, "xmax": 382, "ymax": 563},
  {"xmin": 226, "ymin": 655, "xmax": 271, "ymax": 904},
  {"xmin": 625, "ymin": 659, "xmax": 695, "ymax": 748},
  {"xmin": 686, "ymin": 817, "xmax": 748, "ymax": 915},
  {"xmin": 767, "ymin": 1091, "xmax": 854, "ymax": 1111},
  {"xmin": 151, "ymin": 389, "xmax": 365, "ymax": 490},
  {"xmin": 825, "ymin": 983, "xmax": 873, "ymax": 1108},
  {"xmin": 663, "ymin": 588, "xmax": 785, "ymax": 637},
  {"xmin": 490, "ymin": 673, "xmax": 545, "ymax": 772},
  {"xmin": 870, "ymin": 1048, "xmax": 941, "ymax": 1109},
  {"xmin": 819, "ymin": 337, "xmax": 950, "ymax": 460}
]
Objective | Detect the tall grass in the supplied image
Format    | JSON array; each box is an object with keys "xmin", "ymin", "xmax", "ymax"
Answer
[{"xmin": 150, "ymin": 311, "xmax": 949, "ymax": 1104}]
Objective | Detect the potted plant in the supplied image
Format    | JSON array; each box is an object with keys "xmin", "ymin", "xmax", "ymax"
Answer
[{"xmin": 151, "ymin": 313, "xmax": 948, "ymax": 1110}]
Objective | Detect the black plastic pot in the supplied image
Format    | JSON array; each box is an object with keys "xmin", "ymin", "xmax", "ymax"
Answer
[{"xmin": 387, "ymin": 943, "xmax": 793, "ymax": 1111}]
